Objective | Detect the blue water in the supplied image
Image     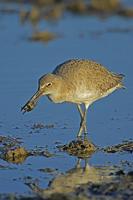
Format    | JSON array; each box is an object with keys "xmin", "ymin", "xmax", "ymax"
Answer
[{"xmin": 0, "ymin": 1, "xmax": 133, "ymax": 194}]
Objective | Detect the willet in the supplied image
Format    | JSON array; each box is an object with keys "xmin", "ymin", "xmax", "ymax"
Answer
[{"xmin": 21, "ymin": 59, "xmax": 124, "ymax": 137}]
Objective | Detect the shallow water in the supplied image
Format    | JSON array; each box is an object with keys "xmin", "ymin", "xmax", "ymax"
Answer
[{"xmin": 0, "ymin": 0, "xmax": 133, "ymax": 196}]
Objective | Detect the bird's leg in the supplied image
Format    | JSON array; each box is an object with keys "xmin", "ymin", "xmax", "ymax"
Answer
[
  {"xmin": 81, "ymin": 105, "xmax": 88, "ymax": 135},
  {"xmin": 75, "ymin": 158, "xmax": 81, "ymax": 169},
  {"xmin": 77, "ymin": 104, "xmax": 87, "ymax": 133},
  {"xmin": 77, "ymin": 104, "xmax": 84, "ymax": 119},
  {"xmin": 77, "ymin": 104, "xmax": 88, "ymax": 138},
  {"xmin": 83, "ymin": 105, "xmax": 88, "ymax": 135},
  {"xmin": 77, "ymin": 104, "xmax": 85, "ymax": 137}
]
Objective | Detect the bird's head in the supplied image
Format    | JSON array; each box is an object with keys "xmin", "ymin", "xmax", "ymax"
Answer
[
  {"xmin": 38, "ymin": 73, "xmax": 62, "ymax": 95},
  {"xmin": 21, "ymin": 73, "xmax": 62, "ymax": 113}
]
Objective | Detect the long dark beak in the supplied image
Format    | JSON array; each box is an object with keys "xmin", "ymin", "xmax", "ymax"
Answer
[{"xmin": 21, "ymin": 90, "xmax": 43, "ymax": 114}]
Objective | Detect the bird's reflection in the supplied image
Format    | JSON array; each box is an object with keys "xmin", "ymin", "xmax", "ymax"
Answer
[{"xmin": 26, "ymin": 157, "xmax": 116, "ymax": 199}]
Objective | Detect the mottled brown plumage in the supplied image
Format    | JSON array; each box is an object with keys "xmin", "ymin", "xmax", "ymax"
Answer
[
  {"xmin": 21, "ymin": 59, "xmax": 124, "ymax": 137},
  {"xmin": 52, "ymin": 59, "xmax": 123, "ymax": 104}
]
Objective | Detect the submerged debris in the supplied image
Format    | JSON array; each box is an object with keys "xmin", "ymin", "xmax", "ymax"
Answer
[
  {"xmin": 103, "ymin": 141, "xmax": 133, "ymax": 153},
  {"xmin": 39, "ymin": 167, "xmax": 58, "ymax": 174},
  {"xmin": 44, "ymin": 4, "xmax": 64, "ymax": 21},
  {"xmin": 90, "ymin": 0, "xmax": 120, "ymax": 12},
  {"xmin": 67, "ymin": 0, "xmax": 87, "ymax": 14},
  {"xmin": 58, "ymin": 139, "xmax": 96, "ymax": 158},
  {"xmin": 31, "ymin": 123, "xmax": 54, "ymax": 130},
  {"xmin": 0, "ymin": 135, "xmax": 22, "ymax": 147},
  {"xmin": 118, "ymin": 8, "xmax": 133, "ymax": 17},
  {"xmin": 0, "ymin": 164, "xmax": 14, "ymax": 170},
  {"xmin": 29, "ymin": 31, "xmax": 57, "ymax": 42},
  {"xmin": 31, "ymin": 149, "xmax": 55, "ymax": 158}
]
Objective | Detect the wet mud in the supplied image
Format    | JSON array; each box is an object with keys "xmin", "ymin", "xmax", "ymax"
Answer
[
  {"xmin": 58, "ymin": 139, "xmax": 97, "ymax": 158},
  {"xmin": 103, "ymin": 140, "xmax": 133, "ymax": 153},
  {"xmin": 0, "ymin": 135, "xmax": 55, "ymax": 164}
]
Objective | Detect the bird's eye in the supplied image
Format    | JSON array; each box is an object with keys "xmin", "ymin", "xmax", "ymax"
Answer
[{"xmin": 46, "ymin": 83, "xmax": 52, "ymax": 87}]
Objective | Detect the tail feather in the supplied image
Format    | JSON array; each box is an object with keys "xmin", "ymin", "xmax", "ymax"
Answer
[
  {"xmin": 112, "ymin": 72, "xmax": 125, "ymax": 79},
  {"xmin": 117, "ymin": 73, "xmax": 125, "ymax": 80},
  {"xmin": 112, "ymin": 73, "xmax": 125, "ymax": 89},
  {"xmin": 117, "ymin": 74, "xmax": 125, "ymax": 89}
]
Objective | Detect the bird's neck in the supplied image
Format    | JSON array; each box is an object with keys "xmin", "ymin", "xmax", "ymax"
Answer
[
  {"xmin": 47, "ymin": 79, "xmax": 75, "ymax": 103},
  {"xmin": 60, "ymin": 79, "xmax": 76, "ymax": 102}
]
